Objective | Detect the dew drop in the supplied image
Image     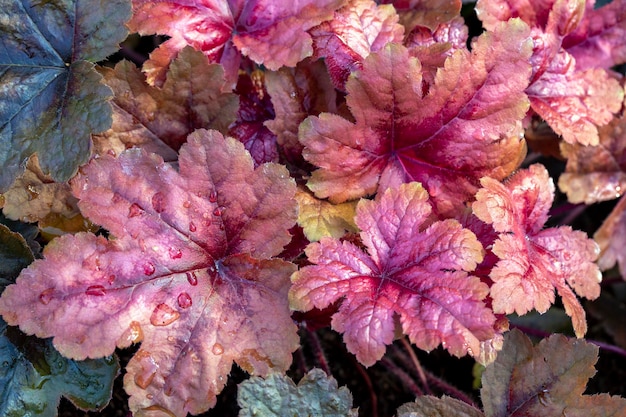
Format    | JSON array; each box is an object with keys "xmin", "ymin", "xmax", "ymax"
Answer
[
  {"xmin": 39, "ymin": 288, "xmax": 54, "ymax": 305},
  {"xmin": 183, "ymin": 200, "xmax": 191, "ymax": 208},
  {"xmin": 146, "ymin": 394, "xmax": 154, "ymax": 400},
  {"xmin": 209, "ymin": 190, "xmax": 218, "ymax": 203},
  {"xmin": 126, "ymin": 321, "xmax": 144, "ymax": 343},
  {"xmin": 167, "ymin": 335, "xmax": 175, "ymax": 342},
  {"xmin": 134, "ymin": 351, "xmax": 158, "ymax": 389},
  {"xmin": 107, "ymin": 274, "xmax": 116, "ymax": 285},
  {"xmin": 128, "ymin": 203, "xmax": 143, "ymax": 218},
  {"xmin": 144, "ymin": 262, "xmax": 156, "ymax": 276},
  {"xmin": 177, "ymin": 292, "xmax": 192, "ymax": 309},
  {"xmin": 169, "ymin": 248, "xmax": 182, "ymax": 260},
  {"xmin": 213, "ymin": 207, "xmax": 223, "ymax": 216},
  {"xmin": 107, "ymin": 149, "xmax": 117, "ymax": 157},
  {"xmin": 212, "ymin": 343, "xmax": 224, "ymax": 355},
  {"xmin": 151, "ymin": 192, "xmax": 166, "ymax": 213},
  {"xmin": 150, "ymin": 303, "xmax": 180, "ymax": 326},
  {"xmin": 86, "ymin": 285, "xmax": 106, "ymax": 296},
  {"xmin": 186, "ymin": 271, "xmax": 198, "ymax": 286},
  {"xmin": 189, "ymin": 222, "xmax": 197, "ymax": 232}
]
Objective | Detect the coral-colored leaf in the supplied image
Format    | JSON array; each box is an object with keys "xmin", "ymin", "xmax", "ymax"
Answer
[
  {"xmin": 296, "ymin": 187, "xmax": 358, "ymax": 242},
  {"xmin": 95, "ymin": 47, "xmax": 238, "ymax": 157},
  {"xmin": 481, "ymin": 329, "xmax": 626, "ymax": 417},
  {"xmin": 129, "ymin": 0, "xmax": 346, "ymax": 85},
  {"xmin": 309, "ymin": 0, "xmax": 404, "ymax": 90},
  {"xmin": 558, "ymin": 116, "xmax": 626, "ymax": 204},
  {"xmin": 290, "ymin": 183, "xmax": 494, "ymax": 366},
  {"xmin": 476, "ymin": 0, "xmax": 624, "ymax": 146},
  {"xmin": 301, "ymin": 20, "xmax": 531, "ymax": 215},
  {"xmin": 563, "ymin": 0, "xmax": 626, "ymax": 70},
  {"xmin": 472, "ymin": 164, "xmax": 601, "ymax": 337},
  {"xmin": 0, "ymin": 130, "xmax": 299, "ymax": 416}
]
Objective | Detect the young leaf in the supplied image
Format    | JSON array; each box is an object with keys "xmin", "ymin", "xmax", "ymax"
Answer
[
  {"xmin": 290, "ymin": 182, "xmax": 495, "ymax": 366},
  {"xmin": 95, "ymin": 46, "xmax": 238, "ymax": 157},
  {"xmin": 472, "ymin": 164, "xmax": 601, "ymax": 337},
  {"xmin": 0, "ymin": 321, "xmax": 119, "ymax": 417},
  {"xmin": 0, "ymin": 130, "xmax": 299, "ymax": 416},
  {"xmin": 384, "ymin": 0, "xmax": 462, "ymax": 33},
  {"xmin": 481, "ymin": 329, "xmax": 626, "ymax": 417},
  {"xmin": 237, "ymin": 369, "xmax": 358, "ymax": 417},
  {"xmin": 300, "ymin": 19, "xmax": 532, "ymax": 215},
  {"xmin": 129, "ymin": 0, "xmax": 346, "ymax": 85},
  {"xmin": 558, "ymin": 116, "xmax": 626, "ymax": 204},
  {"xmin": 476, "ymin": 0, "xmax": 624, "ymax": 146},
  {"xmin": 295, "ymin": 187, "xmax": 359, "ymax": 242},
  {"xmin": 0, "ymin": 0, "xmax": 131, "ymax": 191},
  {"xmin": 309, "ymin": 0, "xmax": 405, "ymax": 90}
]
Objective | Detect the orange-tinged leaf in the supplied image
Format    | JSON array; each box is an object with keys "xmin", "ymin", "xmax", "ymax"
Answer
[
  {"xmin": 473, "ymin": 164, "xmax": 601, "ymax": 337},
  {"xmin": 95, "ymin": 47, "xmax": 238, "ymax": 157}
]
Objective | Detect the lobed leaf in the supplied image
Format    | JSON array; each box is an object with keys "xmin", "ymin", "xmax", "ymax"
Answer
[
  {"xmin": 237, "ymin": 369, "xmax": 358, "ymax": 417},
  {"xmin": 129, "ymin": 0, "xmax": 346, "ymax": 85},
  {"xmin": 594, "ymin": 194, "xmax": 626, "ymax": 279},
  {"xmin": 397, "ymin": 395, "xmax": 483, "ymax": 417},
  {"xmin": 290, "ymin": 182, "xmax": 494, "ymax": 366},
  {"xmin": 0, "ymin": 0, "xmax": 131, "ymax": 191},
  {"xmin": 481, "ymin": 329, "xmax": 626, "ymax": 417},
  {"xmin": 473, "ymin": 164, "xmax": 601, "ymax": 337},
  {"xmin": 0, "ymin": 129, "xmax": 299, "ymax": 416},
  {"xmin": 309, "ymin": 0, "xmax": 405, "ymax": 90},
  {"xmin": 95, "ymin": 47, "xmax": 238, "ymax": 158},
  {"xmin": 301, "ymin": 19, "xmax": 532, "ymax": 215}
]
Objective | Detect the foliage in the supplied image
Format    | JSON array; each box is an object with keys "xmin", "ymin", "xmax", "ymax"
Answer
[{"xmin": 0, "ymin": 0, "xmax": 626, "ymax": 416}]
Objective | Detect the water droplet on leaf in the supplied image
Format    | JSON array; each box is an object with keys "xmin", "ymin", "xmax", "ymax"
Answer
[
  {"xmin": 128, "ymin": 203, "xmax": 143, "ymax": 218},
  {"xmin": 186, "ymin": 271, "xmax": 198, "ymax": 286},
  {"xmin": 86, "ymin": 285, "xmax": 106, "ymax": 296},
  {"xmin": 169, "ymin": 248, "xmax": 182, "ymax": 259},
  {"xmin": 209, "ymin": 190, "xmax": 218, "ymax": 203},
  {"xmin": 144, "ymin": 262, "xmax": 156, "ymax": 276},
  {"xmin": 134, "ymin": 351, "xmax": 158, "ymax": 389},
  {"xmin": 189, "ymin": 222, "xmax": 197, "ymax": 232},
  {"xmin": 39, "ymin": 288, "xmax": 54, "ymax": 305},
  {"xmin": 183, "ymin": 200, "xmax": 191, "ymax": 208},
  {"xmin": 177, "ymin": 292, "xmax": 192, "ymax": 309},
  {"xmin": 150, "ymin": 303, "xmax": 180, "ymax": 326},
  {"xmin": 152, "ymin": 192, "xmax": 165, "ymax": 213},
  {"xmin": 213, "ymin": 207, "xmax": 223, "ymax": 216},
  {"xmin": 212, "ymin": 343, "xmax": 224, "ymax": 355}
]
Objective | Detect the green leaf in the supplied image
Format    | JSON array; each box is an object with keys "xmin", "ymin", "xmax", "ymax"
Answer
[
  {"xmin": 237, "ymin": 369, "xmax": 358, "ymax": 417},
  {"xmin": 0, "ymin": 222, "xmax": 34, "ymax": 292},
  {"xmin": 0, "ymin": 320, "xmax": 119, "ymax": 416},
  {"xmin": 0, "ymin": 0, "xmax": 132, "ymax": 191}
]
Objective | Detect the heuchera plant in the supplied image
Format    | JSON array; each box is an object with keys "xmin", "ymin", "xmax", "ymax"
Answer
[{"xmin": 1, "ymin": 0, "xmax": 626, "ymax": 416}]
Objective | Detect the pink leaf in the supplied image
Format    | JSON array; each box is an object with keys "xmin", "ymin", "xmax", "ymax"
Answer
[
  {"xmin": 129, "ymin": 0, "xmax": 346, "ymax": 85},
  {"xmin": 595, "ymin": 195, "xmax": 626, "ymax": 279},
  {"xmin": 472, "ymin": 164, "xmax": 602, "ymax": 337},
  {"xmin": 476, "ymin": 0, "xmax": 624, "ymax": 146},
  {"xmin": 300, "ymin": 19, "xmax": 532, "ymax": 215},
  {"xmin": 309, "ymin": 0, "xmax": 404, "ymax": 90},
  {"xmin": 0, "ymin": 129, "xmax": 299, "ymax": 416},
  {"xmin": 290, "ymin": 182, "xmax": 495, "ymax": 366},
  {"xmin": 564, "ymin": 0, "xmax": 626, "ymax": 71}
]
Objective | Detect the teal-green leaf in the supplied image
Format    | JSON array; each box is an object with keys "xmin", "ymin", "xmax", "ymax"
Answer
[
  {"xmin": 237, "ymin": 369, "xmax": 358, "ymax": 417},
  {"xmin": 0, "ymin": 0, "xmax": 131, "ymax": 191},
  {"xmin": 0, "ymin": 320, "xmax": 119, "ymax": 416},
  {"xmin": 0, "ymin": 222, "xmax": 34, "ymax": 292}
]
